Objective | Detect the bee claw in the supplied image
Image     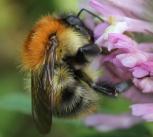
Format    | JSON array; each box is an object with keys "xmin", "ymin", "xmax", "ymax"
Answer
[{"xmin": 115, "ymin": 80, "xmax": 133, "ymax": 93}]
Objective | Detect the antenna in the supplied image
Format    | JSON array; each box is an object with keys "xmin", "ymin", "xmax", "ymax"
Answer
[{"xmin": 77, "ymin": 8, "xmax": 103, "ymax": 22}]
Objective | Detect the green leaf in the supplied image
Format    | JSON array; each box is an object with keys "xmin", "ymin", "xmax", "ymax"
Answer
[{"xmin": 0, "ymin": 93, "xmax": 31, "ymax": 114}]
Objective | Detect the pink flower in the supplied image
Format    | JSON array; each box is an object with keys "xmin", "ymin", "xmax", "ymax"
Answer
[
  {"xmin": 94, "ymin": 23, "xmax": 109, "ymax": 39},
  {"xmin": 84, "ymin": 114, "xmax": 142, "ymax": 131},
  {"xmin": 90, "ymin": 0, "xmax": 153, "ymax": 34},
  {"xmin": 131, "ymin": 104, "xmax": 153, "ymax": 121},
  {"xmin": 90, "ymin": 0, "xmax": 153, "ymax": 21},
  {"xmin": 97, "ymin": 29, "xmax": 153, "ymax": 122},
  {"xmin": 107, "ymin": 33, "xmax": 137, "ymax": 52},
  {"xmin": 100, "ymin": 33, "xmax": 153, "ymax": 88},
  {"xmin": 133, "ymin": 78, "xmax": 153, "ymax": 93},
  {"xmin": 82, "ymin": 0, "xmax": 153, "ymax": 129},
  {"xmin": 123, "ymin": 86, "xmax": 153, "ymax": 104}
]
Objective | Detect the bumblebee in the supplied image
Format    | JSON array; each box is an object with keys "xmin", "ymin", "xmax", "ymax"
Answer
[{"xmin": 22, "ymin": 9, "xmax": 121, "ymax": 134}]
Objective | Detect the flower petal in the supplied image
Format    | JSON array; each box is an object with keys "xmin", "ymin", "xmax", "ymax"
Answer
[
  {"xmin": 85, "ymin": 113, "xmax": 141, "ymax": 132},
  {"xmin": 132, "ymin": 67, "xmax": 149, "ymax": 78},
  {"xmin": 133, "ymin": 78, "xmax": 153, "ymax": 93},
  {"xmin": 120, "ymin": 17, "xmax": 153, "ymax": 34},
  {"xmin": 94, "ymin": 22, "xmax": 109, "ymax": 38},
  {"xmin": 102, "ymin": 21, "xmax": 128, "ymax": 40},
  {"xmin": 116, "ymin": 53, "xmax": 147, "ymax": 68},
  {"xmin": 108, "ymin": 33, "xmax": 137, "ymax": 51},
  {"xmin": 123, "ymin": 86, "xmax": 153, "ymax": 103},
  {"xmin": 142, "ymin": 114, "xmax": 153, "ymax": 122},
  {"xmin": 89, "ymin": 0, "xmax": 125, "ymax": 17},
  {"xmin": 107, "ymin": 0, "xmax": 153, "ymax": 21},
  {"xmin": 139, "ymin": 43, "xmax": 153, "ymax": 53},
  {"xmin": 131, "ymin": 103, "xmax": 153, "ymax": 116}
]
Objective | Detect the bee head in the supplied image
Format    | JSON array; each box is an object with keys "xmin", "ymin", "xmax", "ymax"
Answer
[{"xmin": 62, "ymin": 15, "xmax": 93, "ymax": 39}]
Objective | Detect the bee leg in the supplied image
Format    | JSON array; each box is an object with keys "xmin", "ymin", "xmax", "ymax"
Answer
[
  {"xmin": 92, "ymin": 81, "xmax": 118, "ymax": 97},
  {"xmin": 92, "ymin": 80, "xmax": 132, "ymax": 97},
  {"xmin": 74, "ymin": 70, "xmax": 119, "ymax": 97},
  {"xmin": 115, "ymin": 80, "xmax": 133, "ymax": 93},
  {"xmin": 79, "ymin": 43, "xmax": 101, "ymax": 56},
  {"xmin": 76, "ymin": 43, "xmax": 101, "ymax": 63}
]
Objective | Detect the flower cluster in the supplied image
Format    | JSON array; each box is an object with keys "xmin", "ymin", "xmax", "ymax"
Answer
[{"xmin": 83, "ymin": 0, "xmax": 153, "ymax": 131}]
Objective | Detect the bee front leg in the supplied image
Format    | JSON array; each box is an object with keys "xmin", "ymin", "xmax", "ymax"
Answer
[
  {"xmin": 92, "ymin": 80, "xmax": 132, "ymax": 97},
  {"xmin": 79, "ymin": 43, "xmax": 101, "ymax": 56},
  {"xmin": 92, "ymin": 81, "xmax": 118, "ymax": 97}
]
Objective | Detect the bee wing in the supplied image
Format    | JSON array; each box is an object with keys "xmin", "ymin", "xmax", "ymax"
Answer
[
  {"xmin": 31, "ymin": 35, "xmax": 57, "ymax": 134},
  {"xmin": 31, "ymin": 70, "xmax": 52, "ymax": 134}
]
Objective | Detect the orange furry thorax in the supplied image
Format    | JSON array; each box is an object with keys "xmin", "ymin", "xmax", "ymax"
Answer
[{"xmin": 22, "ymin": 16, "xmax": 66, "ymax": 71}]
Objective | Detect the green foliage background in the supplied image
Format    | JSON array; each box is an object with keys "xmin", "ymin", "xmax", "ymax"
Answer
[{"xmin": 0, "ymin": 0, "xmax": 153, "ymax": 137}]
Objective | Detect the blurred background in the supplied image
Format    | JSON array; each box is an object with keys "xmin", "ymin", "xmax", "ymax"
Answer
[{"xmin": 0, "ymin": 0, "xmax": 153, "ymax": 137}]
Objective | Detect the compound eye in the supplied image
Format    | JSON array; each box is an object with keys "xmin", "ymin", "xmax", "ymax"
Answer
[
  {"xmin": 65, "ymin": 16, "xmax": 83, "ymax": 26},
  {"xmin": 64, "ymin": 15, "xmax": 92, "ymax": 38}
]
